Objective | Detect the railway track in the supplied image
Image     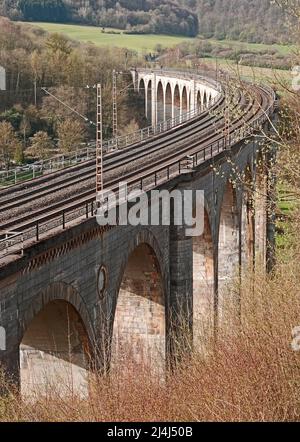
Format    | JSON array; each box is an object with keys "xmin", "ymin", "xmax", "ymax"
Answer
[
  {"xmin": 0, "ymin": 93, "xmax": 228, "ymax": 205},
  {"xmin": 0, "ymin": 79, "xmax": 276, "ymax": 260},
  {"xmin": 0, "ymin": 87, "xmax": 243, "ymax": 217},
  {"xmin": 0, "ymin": 104, "xmax": 222, "ymax": 210}
]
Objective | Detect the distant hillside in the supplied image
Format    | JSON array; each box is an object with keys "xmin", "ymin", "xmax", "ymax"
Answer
[
  {"xmin": 0, "ymin": 0, "xmax": 199, "ymax": 37},
  {"xmin": 179, "ymin": 0, "xmax": 291, "ymax": 44},
  {"xmin": 0, "ymin": 0, "xmax": 292, "ymax": 42}
]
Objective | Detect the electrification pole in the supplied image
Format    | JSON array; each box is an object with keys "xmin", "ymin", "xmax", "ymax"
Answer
[
  {"xmin": 224, "ymin": 75, "xmax": 231, "ymax": 149},
  {"xmin": 96, "ymin": 83, "xmax": 104, "ymax": 197},
  {"xmin": 112, "ymin": 69, "xmax": 118, "ymax": 139}
]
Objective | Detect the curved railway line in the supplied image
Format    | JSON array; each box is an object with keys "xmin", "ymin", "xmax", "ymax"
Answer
[
  {"xmin": 0, "ymin": 94, "xmax": 227, "ymax": 211},
  {"xmin": 0, "ymin": 76, "xmax": 276, "ymax": 262}
]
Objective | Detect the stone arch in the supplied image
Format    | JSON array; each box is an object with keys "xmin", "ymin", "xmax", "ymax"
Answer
[
  {"xmin": 165, "ymin": 82, "xmax": 172, "ymax": 120},
  {"xmin": 217, "ymin": 181, "xmax": 239, "ymax": 326},
  {"xmin": 182, "ymin": 86, "xmax": 188, "ymax": 121},
  {"xmin": 111, "ymin": 231, "xmax": 166, "ymax": 375},
  {"xmin": 147, "ymin": 80, "xmax": 152, "ymax": 122},
  {"xmin": 138, "ymin": 78, "xmax": 146, "ymax": 117},
  {"xmin": 254, "ymin": 153, "xmax": 268, "ymax": 268},
  {"xmin": 174, "ymin": 84, "xmax": 180, "ymax": 119},
  {"xmin": 19, "ymin": 287, "xmax": 92, "ymax": 400},
  {"xmin": 241, "ymin": 166, "xmax": 255, "ymax": 272},
  {"xmin": 157, "ymin": 80, "xmax": 164, "ymax": 124},
  {"xmin": 193, "ymin": 208, "xmax": 215, "ymax": 350},
  {"xmin": 20, "ymin": 282, "xmax": 94, "ymax": 344},
  {"xmin": 203, "ymin": 90, "xmax": 208, "ymax": 108},
  {"xmin": 196, "ymin": 90, "xmax": 201, "ymax": 111},
  {"xmin": 138, "ymin": 78, "xmax": 146, "ymax": 94}
]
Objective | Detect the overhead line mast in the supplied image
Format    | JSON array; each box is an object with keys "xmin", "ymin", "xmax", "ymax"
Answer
[
  {"xmin": 112, "ymin": 69, "xmax": 118, "ymax": 139},
  {"xmin": 96, "ymin": 83, "xmax": 104, "ymax": 197}
]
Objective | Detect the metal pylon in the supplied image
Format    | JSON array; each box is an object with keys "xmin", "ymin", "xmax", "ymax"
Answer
[
  {"xmin": 96, "ymin": 83, "xmax": 103, "ymax": 197},
  {"xmin": 112, "ymin": 69, "xmax": 118, "ymax": 139}
]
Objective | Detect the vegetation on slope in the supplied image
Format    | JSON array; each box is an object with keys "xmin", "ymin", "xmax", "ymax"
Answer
[
  {"xmin": 0, "ymin": 0, "xmax": 294, "ymax": 42},
  {"xmin": 1, "ymin": 233, "xmax": 300, "ymax": 421},
  {"xmin": 27, "ymin": 22, "xmax": 195, "ymax": 53},
  {"xmin": 179, "ymin": 0, "xmax": 293, "ymax": 44},
  {"xmin": 0, "ymin": 17, "xmax": 145, "ymax": 168},
  {"xmin": 0, "ymin": 0, "xmax": 199, "ymax": 37}
]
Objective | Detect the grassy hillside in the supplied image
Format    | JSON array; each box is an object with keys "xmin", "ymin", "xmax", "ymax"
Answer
[
  {"xmin": 25, "ymin": 22, "xmax": 194, "ymax": 52},
  {"xmin": 26, "ymin": 21, "xmax": 294, "ymax": 57},
  {"xmin": 206, "ymin": 38, "xmax": 294, "ymax": 57},
  {"xmin": 199, "ymin": 58, "xmax": 291, "ymax": 84},
  {"xmin": 2, "ymin": 0, "xmax": 199, "ymax": 37},
  {"xmin": 1, "ymin": 0, "xmax": 291, "ymax": 43}
]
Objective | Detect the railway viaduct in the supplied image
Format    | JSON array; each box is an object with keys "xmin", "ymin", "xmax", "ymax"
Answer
[
  {"xmin": 0, "ymin": 68, "xmax": 277, "ymax": 398},
  {"xmin": 132, "ymin": 68, "xmax": 219, "ymax": 125}
]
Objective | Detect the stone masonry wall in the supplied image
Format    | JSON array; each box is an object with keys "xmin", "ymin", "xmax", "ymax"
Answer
[{"xmin": 0, "ymin": 138, "xmax": 270, "ymax": 390}]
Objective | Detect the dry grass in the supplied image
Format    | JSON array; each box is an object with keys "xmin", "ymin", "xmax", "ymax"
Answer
[
  {"xmin": 1, "ymin": 88, "xmax": 300, "ymax": 420},
  {"xmin": 1, "ymin": 245, "xmax": 300, "ymax": 422}
]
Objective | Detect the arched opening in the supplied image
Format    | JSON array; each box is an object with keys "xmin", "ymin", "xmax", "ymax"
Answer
[
  {"xmin": 20, "ymin": 300, "xmax": 91, "ymax": 400},
  {"xmin": 203, "ymin": 91, "xmax": 208, "ymax": 108},
  {"xmin": 197, "ymin": 90, "xmax": 201, "ymax": 112},
  {"xmin": 165, "ymin": 83, "xmax": 172, "ymax": 120},
  {"xmin": 182, "ymin": 86, "xmax": 188, "ymax": 121},
  {"xmin": 241, "ymin": 167, "xmax": 255, "ymax": 272},
  {"xmin": 138, "ymin": 78, "xmax": 146, "ymax": 118},
  {"xmin": 138, "ymin": 78, "xmax": 146, "ymax": 94},
  {"xmin": 208, "ymin": 93, "xmax": 212, "ymax": 106},
  {"xmin": 193, "ymin": 209, "xmax": 214, "ymax": 351},
  {"xmin": 157, "ymin": 81, "xmax": 164, "ymax": 124},
  {"xmin": 111, "ymin": 243, "xmax": 165, "ymax": 375},
  {"xmin": 174, "ymin": 84, "xmax": 180, "ymax": 120},
  {"xmin": 218, "ymin": 181, "xmax": 239, "ymax": 326},
  {"xmin": 147, "ymin": 80, "xmax": 152, "ymax": 123},
  {"xmin": 255, "ymin": 155, "xmax": 268, "ymax": 268}
]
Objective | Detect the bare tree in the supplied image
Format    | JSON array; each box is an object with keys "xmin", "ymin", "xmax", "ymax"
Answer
[
  {"xmin": 273, "ymin": 0, "xmax": 300, "ymax": 18},
  {"xmin": 0, "ymin": 121, "xmax": 22, "ymax": 169},
  {"xmin": 57, "ymin": 119, "xmax": 86, "ymax": 154},
  {"xmin": 27, "ymin": 131, "xmax": 54, "ymax": 160}
]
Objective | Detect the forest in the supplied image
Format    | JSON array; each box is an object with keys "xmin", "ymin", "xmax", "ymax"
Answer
[
  {"xmin": 0, "ymin": 0, "xmax": 199, "ymax": 37},
  {"xmin": 179, "ymin": 0, "xmax": 292, "ymax": 44},
  {"xmin": 0, "ymin": 17, "xmax": 145, "ymax": 168},
  {"xmin": 0, "ymin": 0, "xmax": 292, "ymax": 42}
]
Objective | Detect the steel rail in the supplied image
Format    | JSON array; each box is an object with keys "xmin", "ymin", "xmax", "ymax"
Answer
[
  {"xmin": 0, "ymin": 83, "xmax": 272, "ymax": 258},
  {"xmin": 0, "ymin": 92, "xmax": 230, "ymax": 210},
  {"xmin": 0, "ymin": 82, "xmax": 276, "ymax": 259},
  {"xmin": 0, "ymin": 88, "xmax": 244, "ymax": 216}
]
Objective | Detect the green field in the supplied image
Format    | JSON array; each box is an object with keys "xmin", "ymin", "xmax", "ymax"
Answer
[
  {"xmin": 199, "ymin": 57, "xmax": 291, "ymax": 85},
  {"xmin": 23, "ymin": 22, "xmax": 293, "ymax": 86},
  {"xmin": 207, "ymin": 38, "xmax": 294, "ymax": 56},
  {"xmin": 25, "ymin": 22, "xmax": 294, "ymax": 56},
  {"xmin": 25, "ymin": 22, "xmax": 194, "ymax": 52}
]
